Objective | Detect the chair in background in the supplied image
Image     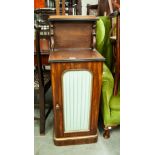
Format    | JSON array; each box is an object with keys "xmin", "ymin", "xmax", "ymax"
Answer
[
  {"xmin": 34, "ymin": 8, "xmax": 54, "ymax": 71},
  {"xmin": 96, "ymin": 0, "xmax": 120, "ymax": 138},
  {"xmin": 96, "ymin": 0, "xmax": 120, "ymax": 95},
  {"xmin": 34, "ymin": 26, "xmax": 51, "ymax": 135},
  {"xmin": 99, "ymin": 0, "xmax": 120, "ymax": 95},
  {"xmin": 34, "ymin": 8, "xmax": 55, "ymax": 36},
  {"xmin": 101, "ymin": 63, "xmax": 120, "ymax": 138},
  {"xmin": 34, "ymin": 1, "xmax": 66, "ymax": 135},
  {"xmin": 96, "ymin": 16, "xmax": 113, "ymax": 70}
]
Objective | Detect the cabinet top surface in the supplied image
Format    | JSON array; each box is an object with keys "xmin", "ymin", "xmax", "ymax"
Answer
[
  {"xmin": 48, "ymin": 15, "xmax": 98, "ymax": 22},
  {"xmin": 48, "ymin": 49, "xmax": 105, "ymax": 63}
]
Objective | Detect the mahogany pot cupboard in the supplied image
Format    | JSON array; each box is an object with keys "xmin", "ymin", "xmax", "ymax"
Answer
[{"xmin": 48, "ymin": 16, "xmax": 105, "ymax": 146}]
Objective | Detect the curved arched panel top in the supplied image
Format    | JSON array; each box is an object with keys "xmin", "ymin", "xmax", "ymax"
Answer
[{"xmin": 62, "ymin": 70, "xmax": 93, "ymax": 133}]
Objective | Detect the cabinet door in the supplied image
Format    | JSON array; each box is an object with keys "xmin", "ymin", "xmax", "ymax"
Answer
[{"xmin": 51, "ymin": 62, "xmax": 103, "ymax": 138}]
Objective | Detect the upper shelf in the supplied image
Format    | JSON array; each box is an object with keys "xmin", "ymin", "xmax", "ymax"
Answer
[{"xmin": 48, "ymin": 15, "xmax": 99, "ymax": 22}]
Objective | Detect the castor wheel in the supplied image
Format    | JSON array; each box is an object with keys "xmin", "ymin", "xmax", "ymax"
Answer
[{"xmin": 103, "ymin": 129, "xmax": 110, "ymax": 139}]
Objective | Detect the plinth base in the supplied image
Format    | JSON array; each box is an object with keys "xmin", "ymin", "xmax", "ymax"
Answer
[{"xmin": 53, "ymin": 133, "xmax": 98, "ymax": 146}]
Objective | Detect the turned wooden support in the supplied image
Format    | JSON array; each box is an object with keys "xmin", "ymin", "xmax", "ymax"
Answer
[
  {"xmin": 92, "ymin": 22, "xmax": 96, "ymax": 50},
  {"xmin": 55, "ymin": 0, "xmax": 60, "ymax": 15},
  {"xmin": 50, "ymin": 23, "xmax": 54, "ymax": 51},
  {"xmin": 55, "ymin": 0, "xmax": 66, "ymax": 15},
  {"xmin": 62, "ymin": 0, "xmax": 66, "ymax": 15}
]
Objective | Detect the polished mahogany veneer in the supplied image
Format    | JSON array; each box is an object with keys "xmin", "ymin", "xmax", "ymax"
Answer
[
  {"xmin": 49, "ymin": 49, "xmax": 104, "ymax": 62},
  {"xmin": 48, "ymin": 16, "xmax": 104, "ymax": 146}
]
